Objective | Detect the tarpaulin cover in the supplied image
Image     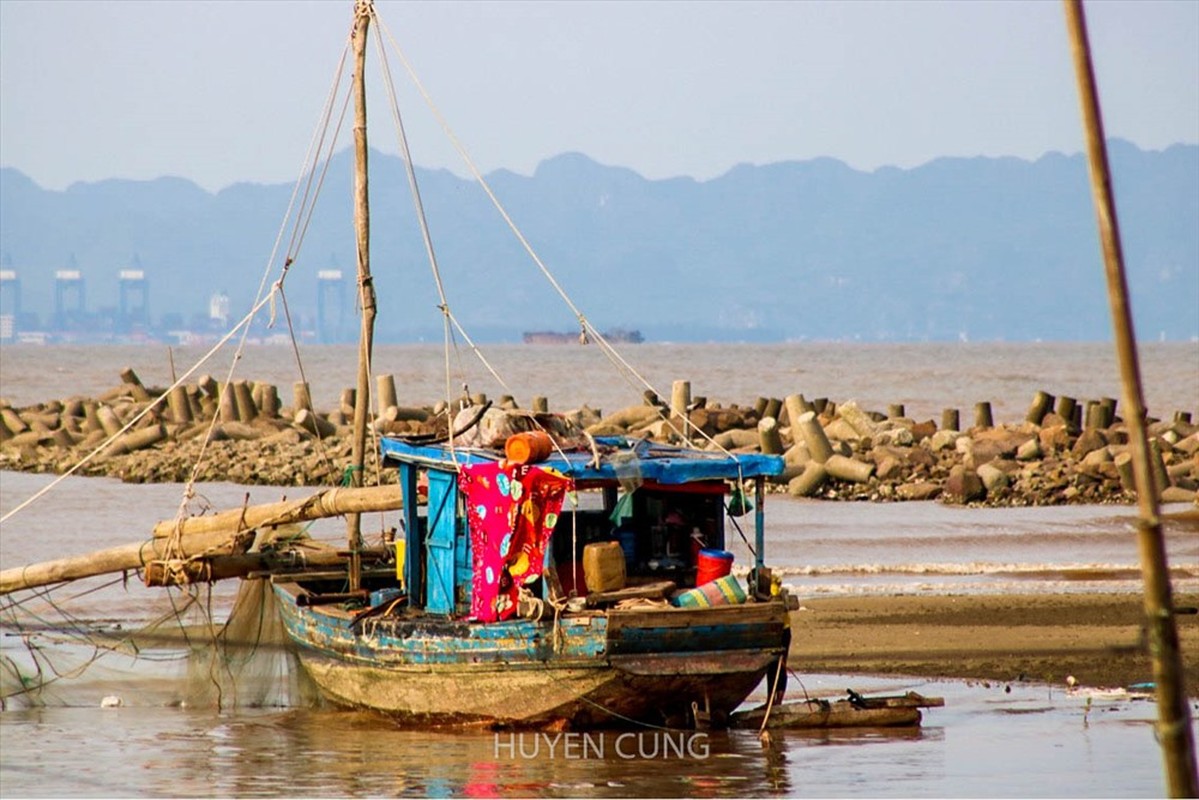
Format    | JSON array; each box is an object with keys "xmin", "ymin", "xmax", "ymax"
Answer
[{"xmin": 382, "ymin": 436, "xmax": 784, "ymax": 484}]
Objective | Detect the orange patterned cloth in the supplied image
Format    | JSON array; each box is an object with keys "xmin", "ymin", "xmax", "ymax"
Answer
[{"xmin": 458, "ymin": 461, "xmax": 572, "ymax": 622}]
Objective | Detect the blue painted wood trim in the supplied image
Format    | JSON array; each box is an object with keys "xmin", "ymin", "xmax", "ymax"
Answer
[
  {"xmin": 275, "ymin": 585, "xmax": 607, "ymax": 664},
  {"xmin": 400, "ymin": 463, "xmax": 421, "ymax": 602}
]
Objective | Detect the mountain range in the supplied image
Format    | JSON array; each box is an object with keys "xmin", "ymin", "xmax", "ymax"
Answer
[{"xmin": 1, "ymin": 139, "xmax": 1196, "ymax": 342}]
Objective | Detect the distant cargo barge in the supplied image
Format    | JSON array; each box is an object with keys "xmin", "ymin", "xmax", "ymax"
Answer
[{"xmin": 522, "ymin": 328, "xmax": 644, "ymax": 344}]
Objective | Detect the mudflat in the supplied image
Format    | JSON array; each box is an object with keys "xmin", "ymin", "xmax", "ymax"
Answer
[{"xmin": 789, "ymin": 592, "xmax": 1199, "ymax": 691}]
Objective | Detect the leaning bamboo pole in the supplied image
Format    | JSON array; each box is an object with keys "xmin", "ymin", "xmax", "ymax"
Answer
[
  {"xmin": 1063, "ymin": 2, "xmax": 1197, "ymax": 794},
  {"xmin": 151, "ymin": 484, "xmax": 402, "ymax": 539},
  {"xmin": 1, "ymin": 485, "xmax": 402, "ymax": 594},
  {"xmin": 0, "ymin": 528, "xmax": 250, "ymax": 595}
]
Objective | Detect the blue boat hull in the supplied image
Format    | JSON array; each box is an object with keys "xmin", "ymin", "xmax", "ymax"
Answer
[{"xmin": 273, "ymin": 581, "xmax": 789, "ymax": 729}]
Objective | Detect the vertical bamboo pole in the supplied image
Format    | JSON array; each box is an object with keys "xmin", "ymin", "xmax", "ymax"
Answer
[
  {"xmin": 1063, "ymin": 2, "xmax": 1196, "ymax": 793},
  {"xmin": 753, "ymin": 476, "xmax": 765, "ymax": 571},
  {"xmin": 346, "ymin": 1, "xmax": 377, "ymax": 594}
]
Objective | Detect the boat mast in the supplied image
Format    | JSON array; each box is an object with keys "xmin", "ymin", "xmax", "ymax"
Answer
[
  {"xmin": 1063, "ymin": 1, "xmax": 1196, "ymax": 794},
  {"xmin": 346, "ymin": 0, "xmax": 377, "ymax": 593}
]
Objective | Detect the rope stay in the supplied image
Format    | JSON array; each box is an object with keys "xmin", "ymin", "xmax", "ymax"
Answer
[
  {"xmin": 372, "ymin": 16, "xmax": 740, "ymax": 468},
  {"xmin": 4, "ymin": 4, "xmax": 746, "ymax": 549},
  {"xmin": 2, "ymin": 4, "xmax": 764, "ymax": 726},
  {"xmin": 0, "ymin": 36, "xmax": 358, "ymax": 529}
]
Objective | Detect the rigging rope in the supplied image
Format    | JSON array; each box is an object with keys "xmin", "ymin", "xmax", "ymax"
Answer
[
  {"xmin": 173, "ymin": 29, "xmax": 359, "ymax": 550},
  {"xmin": 1, "ymin": 37, "xmax": 356, "ymax": 529},
  {"xmin": 371, "ymin": 16, "xmax": 743, "ymax": 469},
  {"xmin": 2, "ymin": 289, "xmax": 280, "ymax": 526}
]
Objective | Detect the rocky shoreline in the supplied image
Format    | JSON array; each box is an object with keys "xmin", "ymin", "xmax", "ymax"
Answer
[{"xmin": 1, "ymin": 368, "xmax": 1196, "ymax": 507}]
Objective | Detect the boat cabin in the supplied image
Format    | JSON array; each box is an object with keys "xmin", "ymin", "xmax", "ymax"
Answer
[{"xmin": 380, "ymin": 435, "xmax": 784, "ymax": 618}]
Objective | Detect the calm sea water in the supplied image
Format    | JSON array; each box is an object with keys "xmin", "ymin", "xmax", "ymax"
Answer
[
  {"xmin": 1, "ymin": 342, "xmax": 1196, "ymax": 797},
  {"xmin": 0, "ymin": 677, "xmax": 1181, "ymax": 798}
]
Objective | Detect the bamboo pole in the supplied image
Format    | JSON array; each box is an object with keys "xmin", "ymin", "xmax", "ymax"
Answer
[
  {"xmin": 150, "ymin": 484, "xmax": 402, "ymax": 539},
  {"xmin": 1063, "ymin": 2, "xmax": 1196, "ymax": 793},
  {"xmin": 0, "ymin": 528, "xmax": 252, "ymax": 595},
  {"xmin": 143, "ymin": 546, "xmax": 386, "ymax": 587},
  {"xmin": 346, "ymin": 2, "xmax": 377, "ymax": 594}
]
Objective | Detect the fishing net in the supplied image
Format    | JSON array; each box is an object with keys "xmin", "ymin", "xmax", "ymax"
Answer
[
  {"xmin": 0, "ymin": 575, "xmax": 317, "ymax": 711},
  {"xmin": 178, "ymin": 577, "xmax": 317, "ymax": 710}
]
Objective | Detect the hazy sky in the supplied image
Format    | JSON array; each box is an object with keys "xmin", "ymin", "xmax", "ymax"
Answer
[{"xmin": 1, "ymin": 0, "xmax": 1196, "ymax": 193}]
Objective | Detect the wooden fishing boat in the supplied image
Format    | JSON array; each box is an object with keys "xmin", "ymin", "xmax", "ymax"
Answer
[
  {"xmin": 0, "ymin": 2, "xmax": 797, "ymax": 730},
  {"xmin": 256, "ymin": 0, "xmax": 795, "ymax": 729},
  {"xmin": 272, "ymin": 436, "xmax": 795, "ymax": 728}
]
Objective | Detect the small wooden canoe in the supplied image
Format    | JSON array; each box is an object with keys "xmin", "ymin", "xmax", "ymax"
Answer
[{"xmin": 731, "ymin": 690, "xmax": 944, "ymax": 730}]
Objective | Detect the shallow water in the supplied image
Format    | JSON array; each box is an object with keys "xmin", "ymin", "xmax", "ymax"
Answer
[
  {"xmin": 0, "ymin": 675, "xmax": 1184, "ymax": 798},
  {"xmin": 1, "ymin": 342, "xmax": 1196, "ymax": 796},
  {"xmin": 3, "ymin": 471, "xmax": 1195, "ymax": 626},
  {"xmin": 2, "ymin": 469, "xmax": 1196, "ymax": 797}
]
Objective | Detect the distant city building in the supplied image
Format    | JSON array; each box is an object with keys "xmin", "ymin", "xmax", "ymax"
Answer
[
  {"xmin": 54, "ymin": 269, "xmax": 85, "ymax": 331},
  {"xmin": 209, "ymin": 291, "xmax": 230, "ymax": 326},
  {"xmin": 317, "ymin": 269, "xmax": 347, "ymax": 343},
  {"xmin": 0, "ymin": 269, "xmax": 19, "ymax": 342},
  {"xmin": 0, "ymin": 262, "xmax": 333, "ymax": 345},
  {"xmin": 118, "ymin": 269, "xmax": 149, "ymax": 331}
]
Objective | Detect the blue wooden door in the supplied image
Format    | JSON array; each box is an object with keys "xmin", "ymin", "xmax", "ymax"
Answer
[{"xmin": 424, "ymin": 469, "xmax": 457, "ymax": 614}]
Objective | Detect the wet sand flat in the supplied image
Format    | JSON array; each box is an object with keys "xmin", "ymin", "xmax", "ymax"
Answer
[{"xmin": 790, "ymin": 592, "xmax": 1199, "ymax": 690}]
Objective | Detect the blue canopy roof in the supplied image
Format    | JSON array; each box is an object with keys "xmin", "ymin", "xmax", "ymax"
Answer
[{"xmin": 379, "ymin": 435, "xmax": 784, "ymax": 484}]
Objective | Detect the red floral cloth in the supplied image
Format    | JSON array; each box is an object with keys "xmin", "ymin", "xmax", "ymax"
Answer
[{"xmin": 458, "ymin": 462, "xmax": 571, "ymax": 622}]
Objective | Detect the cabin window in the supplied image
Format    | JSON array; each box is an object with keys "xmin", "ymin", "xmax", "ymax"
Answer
[{"xmin": 551, "ymin": 482, "xmax": 728, "ymax": 594}]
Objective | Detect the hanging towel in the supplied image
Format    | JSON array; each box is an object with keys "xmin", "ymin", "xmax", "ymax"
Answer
[{"xmin": 458, "ymin": 461, "xmax": 572, "ymax": 622}]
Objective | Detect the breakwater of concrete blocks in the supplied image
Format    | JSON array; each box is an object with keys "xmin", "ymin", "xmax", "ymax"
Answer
[{"xmin": 1, "ymin": 369, "xmax": 1196, "ymax": 506}]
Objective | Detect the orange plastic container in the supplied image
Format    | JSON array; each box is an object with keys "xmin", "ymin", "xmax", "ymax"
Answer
[{"xmin": 505, "ymin": 430, "xmax": 553, "ymax": 464}]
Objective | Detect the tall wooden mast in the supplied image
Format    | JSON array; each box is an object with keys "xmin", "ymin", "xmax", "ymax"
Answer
[
  {"xmin": 346, "ymin": 0, "xmax": 377, "ymax": 592},
  {"xmin": 1062, "ymin": 1, "xmax": 1196, "ymax": 795}
]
